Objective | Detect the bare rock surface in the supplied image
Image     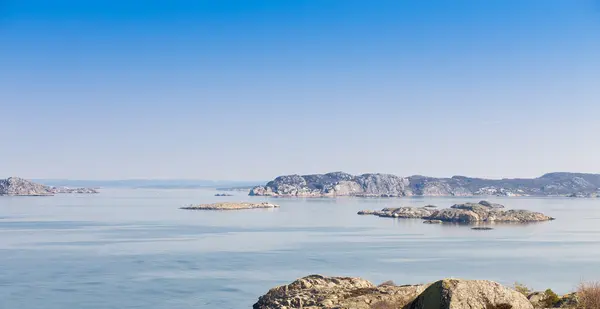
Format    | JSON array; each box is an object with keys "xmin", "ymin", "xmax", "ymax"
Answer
[
  {"xmin": 180, "ymin": 202, "xmax": 279, "ymax": 210},
  {"xmin": 407, "ymin": 279, "xmax": 533, "ymax": 309}
]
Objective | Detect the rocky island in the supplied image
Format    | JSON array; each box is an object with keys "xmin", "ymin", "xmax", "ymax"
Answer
[
  {"xmin": 0, "ymin": 177, "xmax": 98, "ymax": 196},
  {"xmin": 180, "ymin": 202, "xmax": 279, "ymax": 210},
  {"xmin": 253, "ymin": 274, "xmax": 581, "ymax": 309},
  {"xmin": 358, "ymin": 201, "xmax": 554, "ymax": 223},
  {"xmin": 250, "ymin": 172, "xmax": 600, "ymax": 197}
]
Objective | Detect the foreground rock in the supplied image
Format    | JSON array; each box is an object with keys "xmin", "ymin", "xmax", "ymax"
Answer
[
  {"xmin": 180, "ymin": 202, "xmax": 279, "ymax": 210},
  {"xmin": 250, "ymin": 171, "xmax": 600, "ymax": 197},
  {"xmin": 253, "ymin": 275, "xmax": 428, "ymax": 309},
  {"xmin": 0, "ymin": 177, "xmax": 98, "ymax": 196},
  {"xmin": 359, "ymin": 201, "xmax": 554, "ymax": 224},
  {"xmin": 253, "ymin": 275, "xmax": 538, "ymax": 309},
  {"xmin": 407, "ymin": 279, "xmax": 533, "ymax": 309}
]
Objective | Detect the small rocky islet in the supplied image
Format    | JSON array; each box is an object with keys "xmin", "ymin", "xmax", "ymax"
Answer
[
  {"xmin": 253, "ymin": 274, "xmax": 579, "ymax": 309},
  {"xmin": 358, "ymin": 200, "xmax": 554, "ymax": 224},
  {"xmin": 180, "ymin": 202, "xmax": 279, "ymax": 210}
]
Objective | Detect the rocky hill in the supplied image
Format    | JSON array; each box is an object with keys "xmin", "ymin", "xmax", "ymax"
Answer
[
  {"xmin": 249, "ymin": 172, "xmax": 600, "ymax": 197},
  {"xmin": 0, "ymin": 177, "xmax": 98, "ymax": 196}
]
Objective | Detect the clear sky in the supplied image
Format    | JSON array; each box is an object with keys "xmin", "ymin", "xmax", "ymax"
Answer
[{"xmin": 1, "ymin": 0, "xmax": 599, "ymax": 180}]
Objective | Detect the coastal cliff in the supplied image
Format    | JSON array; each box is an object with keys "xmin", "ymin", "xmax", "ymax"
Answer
[
  {"xmin": 0, "ymin": 177, "xmax": 98, "ymax": 196},
  {"xmin": 250, "ymin": 172, "xmax": 600, "ymax": 197}
]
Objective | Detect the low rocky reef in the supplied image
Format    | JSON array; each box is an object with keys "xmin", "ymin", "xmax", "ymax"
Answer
[
  {"xmin": 214, "ymin": 193, "xmax": 234, "ymax": 197},
  {"xmin": 0, "ymin": 177, "xmax": 98, "ymax": 196},
  {"xmin": 250, "ymin": 171, "xmax": 600, "ymax": 197},
  {"xmin": 358, "ymin": 201, "xmax": 554, "ymax": 223},
  {"xmin": 253, "ymin": 274, "xmax": 580, "ymax": 309},
  {"xmin": 180, "ymin": 202, "xmax": 279, "ymax": 210}
]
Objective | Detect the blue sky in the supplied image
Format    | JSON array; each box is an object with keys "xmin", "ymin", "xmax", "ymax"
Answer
[{"xmin": 1, "ymin": 0, "xmax": 599, "ymax": 180}]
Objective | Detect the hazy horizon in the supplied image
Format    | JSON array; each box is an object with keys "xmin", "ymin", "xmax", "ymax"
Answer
[
  {"xmin": 14, "ymin": 170, "xmax": 600, "ymax": 182},
  {"xmin": 2, "ymin": 0, "xmax": 599, "ymax": 180}
]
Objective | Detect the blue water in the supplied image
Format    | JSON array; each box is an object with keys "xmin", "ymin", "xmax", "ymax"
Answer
[{"xmin": 1, "ymin": 189, "xmax": 600, "ymax": 308}]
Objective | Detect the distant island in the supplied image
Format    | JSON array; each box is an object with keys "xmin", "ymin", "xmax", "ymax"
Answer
[
  {"xmin": 358, "ymin": 201, "xmax": 554, "ymax": 223},
  {"xmin": 0, "ymin": 177, "xmax": 98, "ymax": 196},
  {"xmin": 249, "ymin": 172, "xmax": 600, "ymax": 197}
]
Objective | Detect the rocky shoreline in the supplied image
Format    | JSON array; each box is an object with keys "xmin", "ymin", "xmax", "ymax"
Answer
[
  {"xmin": 253, "ymin": 275, "xmax": 581, "ymax": 309},
  {"xmin": 250, "ymin": 172, "xmax": 600, "ymax": 197},
  {"xmin": 180, "ymin": 202, "xmax": 279, "ymax": 210},
  {"xmin": 0, "ymin": 177, "xmax": 98, "ymax": 196},
  {"xmin": 358, "ymin": 201, "xmax": 554, "ymax": 223}
]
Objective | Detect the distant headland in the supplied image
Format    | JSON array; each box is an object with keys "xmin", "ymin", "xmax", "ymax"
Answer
[
  {"xmin": 249, "ymin": 172, "xmax": 600, "ymax": 197},
  {"xmin": 0, "ymin": 177, "xmax": 98, "ymax": 196}
]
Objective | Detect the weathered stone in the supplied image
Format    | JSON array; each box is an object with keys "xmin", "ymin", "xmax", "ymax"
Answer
[
  {"xmin": 407, "ymin": 279, "xmax": 533, "ymax": 309},
  {"xmin": 423, "ymin": 220, "xmax": 443, "ymax": 224}
]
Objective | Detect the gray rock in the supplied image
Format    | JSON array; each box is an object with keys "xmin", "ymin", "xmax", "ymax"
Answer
[
  {"xmin": 250, "ymin": 172, "xmax": 600, "ymax": 197},
  {"xmin": 423, "ymin": 220, "xmax": 443, "ymax": 224},
  {"xmin": 426, "ymin": 208, "xmax": 481, "ymax": 223},
  {"xmin": 0, "ymin": 177, "xmax": 98, "ymax": 196},
  {"xmin": 407, "ymin": 278, "xmax": 533, "ymax": 309}
]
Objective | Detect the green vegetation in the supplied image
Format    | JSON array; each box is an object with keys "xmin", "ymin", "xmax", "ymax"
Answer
[
  {"xmin": 513, "ymin": 282, "xmax": 532, "ymax": 296},
  {"xmin": 542, "ymin": 289, "xmax": 560, "ymax": 308}
]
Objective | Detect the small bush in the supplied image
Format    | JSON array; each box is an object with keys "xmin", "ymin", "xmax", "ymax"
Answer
[
  {"xmin": 578, "ymin": 281, "xmax": 600, "ymax": 309},
  {"xmin": 543, "ymin": 289, "xmax": 560, "ymax": 308},
  {"xmin": 514, "ymin": 282, "xmax": 532, "ymax": 296}
]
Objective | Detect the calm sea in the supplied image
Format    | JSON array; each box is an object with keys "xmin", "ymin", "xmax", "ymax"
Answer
[{"xmin": 1, "ymin": 189, "xmax": 600, "ymax": 308}]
